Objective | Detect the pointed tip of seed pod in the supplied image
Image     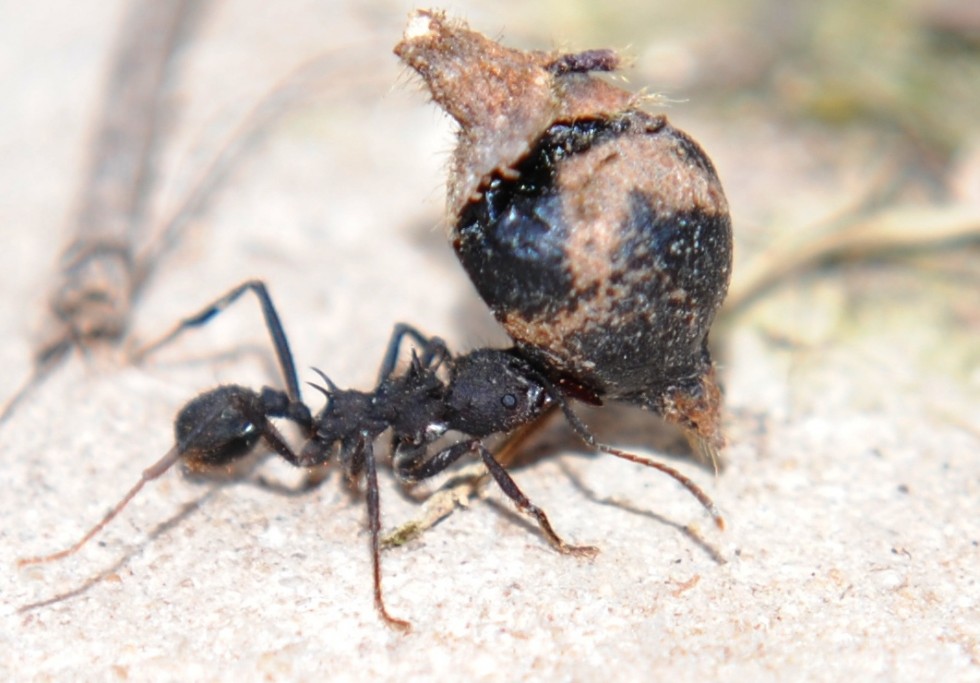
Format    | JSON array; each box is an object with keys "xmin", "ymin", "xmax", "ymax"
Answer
[
  {"xmin": 396, "ymin": 10, "xmax": 641, "ymax": 222},
  {"xmin": 403, "ymin": 10, "xmax": 437, "ymax": 41}
]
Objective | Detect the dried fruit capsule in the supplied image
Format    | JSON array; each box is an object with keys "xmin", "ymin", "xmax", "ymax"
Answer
[{"xmin": 396, "ymin": 11, "xmax": 732, "ymax": 456}]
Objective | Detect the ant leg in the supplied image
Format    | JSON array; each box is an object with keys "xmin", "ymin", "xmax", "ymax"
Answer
[
  {"xmin": 18, "ymin": 445, "xmax": 182, "ymax": 567},
  {"xmin": 383, "ymin": 440, "xmax": 493, "ymax": 547},
  {"xmin": 377, "ymin": 323, "xmax": 450, "ymax": 382},
  {"xmin": 19, "ymin": 383, "xmax": 314, "ymax": 567},
  {"xmin": 475, "ymin": 442, "xmax": 598, "ymax": 557},
  {"xmin": 395, "ymin": 439, "xmax": 473, "ymax": 483},
  {"xmin": 553, "ymin": 395, "xmax": 725, "ymax": 530},
  {"xmin": 361, "ymin": 439, "xmax": 411, "ymax": 631},
  {"xmin": 382, "ymin": 413, "xmax": 558, "ymax": 548},
  {"xmin": 132, "ymin": 279, "xmax": 302, "ymax": 403},
  {"xmin": 399, "ymin": 440, "xmax": 598, "ymax": 557}
]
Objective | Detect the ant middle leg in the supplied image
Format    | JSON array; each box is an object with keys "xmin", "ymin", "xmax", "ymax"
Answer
[
  {"xmin": 131, "ymin": 279, "xmax": 302, "ymax": 402},
  {"xmin": 361, "ymin": 438, "xmax": 411, "ymax": 630},
  {"xmin": 397, "ymin": 439, "xmax": 598, "ymax": 557}
]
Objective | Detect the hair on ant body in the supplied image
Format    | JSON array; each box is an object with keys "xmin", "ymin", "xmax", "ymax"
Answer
[{"xmin": 19, "ymin": 280, "xmax": 721, "ymax": 630}]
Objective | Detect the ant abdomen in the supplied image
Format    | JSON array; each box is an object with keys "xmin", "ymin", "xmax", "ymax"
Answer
[
  {"xmin": 175, "ymin": 385, "xmax": 310, "ymax": 469},
  {"xmin": 175, "ymin": 386, "xmax": 264, "ymax": 467}
]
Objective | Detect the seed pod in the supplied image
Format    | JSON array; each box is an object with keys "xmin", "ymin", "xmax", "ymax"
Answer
[{"xmin": 396, "ymin": 10, "xmax": 732, "ymax": 456}]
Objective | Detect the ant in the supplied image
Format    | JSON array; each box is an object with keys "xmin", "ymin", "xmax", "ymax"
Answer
[{"xmin": 19, "ymin": 279, "xmax": 723, "ymax": 630}]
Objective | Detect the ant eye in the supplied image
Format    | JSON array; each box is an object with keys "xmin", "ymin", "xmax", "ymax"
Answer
[{"xmin": 501, "ymin": 393, "xmax": 518, "ymax": 410}]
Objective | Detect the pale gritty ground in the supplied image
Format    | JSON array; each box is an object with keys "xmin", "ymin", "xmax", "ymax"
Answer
[{"xmin": 1, "ymin": 2, "xmax": 977, "ymax": 681}]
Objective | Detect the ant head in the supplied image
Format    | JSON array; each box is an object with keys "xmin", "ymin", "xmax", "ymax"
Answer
[{"xmin": 445, "ymin": 349, "xmax": 552, "ymax": 438}]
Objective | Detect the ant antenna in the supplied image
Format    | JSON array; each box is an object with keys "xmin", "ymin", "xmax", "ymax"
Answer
[
  {"xmin": 553, "ymin": 392, "xmax": 726, "ymax": 530},
  {"xmin": 18, "ymin": 445, "xmax": 182, "ymax": 567}
]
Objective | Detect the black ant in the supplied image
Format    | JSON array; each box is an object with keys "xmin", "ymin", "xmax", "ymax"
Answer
[{"xmin": 19, "ymin": 280, "xmax": 723, "ymax": 630}]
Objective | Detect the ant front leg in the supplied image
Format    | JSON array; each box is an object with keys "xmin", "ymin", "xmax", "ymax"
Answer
[
  {"xmin": 377, "ymin": 323, "xmax": 451, "ymax": 382},
  {"xmin": 398, "ymin": 440, "xmax": 598, "ymax": 557},
  {"xmin": 132, "ymin": 279, "xmax": 302, "ymax": 402}
]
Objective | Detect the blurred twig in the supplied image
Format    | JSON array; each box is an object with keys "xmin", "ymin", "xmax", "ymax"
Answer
[
  {"xmin": 725, "ymin": 202, "xmax": 980, "ymax": 314},
  {"xmin": 39, "ymin": 0, "xmax": 202, "ymax": 362},
  {"xmin": 1, "ymin": 1, "xmax": 203, "ymax": 424},
  {"xmin": 0, "ymin": 5, "xmax": 387, "ymax": 426}
]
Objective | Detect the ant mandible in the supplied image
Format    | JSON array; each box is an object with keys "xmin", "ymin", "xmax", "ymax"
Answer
[{"xmin": 19, "ymin": 279, "xmax": 723, "ymax": 630}]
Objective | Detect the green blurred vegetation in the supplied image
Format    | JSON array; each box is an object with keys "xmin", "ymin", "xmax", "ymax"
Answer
[{"xmin": 509, "ymin": 0, "xmax": 980, "ymax": 182}]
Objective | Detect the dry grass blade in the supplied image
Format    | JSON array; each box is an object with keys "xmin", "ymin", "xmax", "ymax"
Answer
[{"xmin": 726, "ymin": 202, "xmax": 980, "ymax": 313}]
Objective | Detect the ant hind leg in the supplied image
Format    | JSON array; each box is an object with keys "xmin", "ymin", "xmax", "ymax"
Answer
[
  {"xmin": 131, "ymin": 279, "xmax": 302, "ymax": 402},
  {"xmin": 18, "ymin": 445, "xmax": 183, "ymax": 567}
]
